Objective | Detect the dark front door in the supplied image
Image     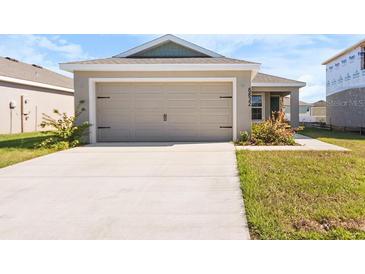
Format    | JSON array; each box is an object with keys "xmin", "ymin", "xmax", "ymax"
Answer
[{"xmin": 270, "ymin": 96, "xmax": 280, "ymax": 114}]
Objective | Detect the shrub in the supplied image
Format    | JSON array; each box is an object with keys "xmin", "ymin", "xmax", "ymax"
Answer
[
  {"xmin": 239, "ymin": 131, "xmax": 249, "ymax": 143},
  {"xmin": 236, "ymin": 112, "xmax": 296, "ymax": 146},
  {"xmin": 38, "ymin": 101, "xmax": 91, "ymax": 149},
  {"xmin": 250, "ymin": 112, "xmax": 295, "ymax": 145}
]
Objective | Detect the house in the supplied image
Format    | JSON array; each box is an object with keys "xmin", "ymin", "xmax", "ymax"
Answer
[
  {"xmin": 322, "ymin": 39, "xmax": 365, "ymax": 130},
  {"xmin": 0, "ymin": 56, "xmax": 74, "ymax": 134},
  {"xmin": 310, "ymin": 100, "xmax": 326, "ymax": 122},
  {"xmin": 60, "ymin": 35, "xmax": 305, "ymax": 143},
  {"xmin": 284, "ymin": 98, "xmax": 326, "ymax": 123}
]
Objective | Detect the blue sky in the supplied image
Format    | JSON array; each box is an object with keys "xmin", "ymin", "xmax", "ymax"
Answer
[{"xmin": 0, "ymin": 34, "xmax": 363, "ymax": 102}]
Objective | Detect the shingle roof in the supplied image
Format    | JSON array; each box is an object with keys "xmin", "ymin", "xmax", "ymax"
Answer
[
  {"xmin": 283, "ymin": 97, "xmax": 311, "ymax": 106},
  {"xmin": 0, "ymin": 56, "xmax": 73, "ymax": 89},
  {"xmin": 62, "ymin": 57, "xmax": 259, "ymax": 65},
  {"xmin": 253, "ymin": 72, "xmax": 305, "ymax": 85},
  {"xmin": 312, "ymin": 100, "xmax": 326, "ymax": 107}
]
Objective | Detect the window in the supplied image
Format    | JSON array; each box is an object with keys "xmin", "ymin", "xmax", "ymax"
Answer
[
  {"xmin": 361, "ymin": 47, "xmax": 365, "ymax": 70},
  {"xmin": 252, "ymin": 95, "xmax": 263, "ymax": 120}
]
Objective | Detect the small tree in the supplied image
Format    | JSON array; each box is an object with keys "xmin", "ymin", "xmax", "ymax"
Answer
[{"xmin": 38, "ymin": 101, "xmax": 91, "ymax": 149}]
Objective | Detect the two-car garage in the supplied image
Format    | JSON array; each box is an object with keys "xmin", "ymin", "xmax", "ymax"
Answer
[{"xmin": 95, "ymin": 81, "xmax": 233, "ymax": 142}]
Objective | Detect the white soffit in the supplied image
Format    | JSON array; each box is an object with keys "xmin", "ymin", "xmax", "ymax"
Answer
[
  {"xmin": 0, "ymin": 75, "xmax": 74, "ymax": 93},
  {"xmin": 59, "ymin": 63, "xmax": 261, "ymax": 73}
]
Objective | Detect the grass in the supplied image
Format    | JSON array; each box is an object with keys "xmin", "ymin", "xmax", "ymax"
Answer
[
  {"xmin": 236, "ymin": 127, "xmax": 365, "ymax": 239},
  {"xmin": 0, "ymin": 131, "xmax": 60, "ymax": 168}
]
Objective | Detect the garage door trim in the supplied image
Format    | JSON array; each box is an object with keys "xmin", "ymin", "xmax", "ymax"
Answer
[{"xmin": 88, "ymin": 77, "xmax": 237, "ymax": 143}]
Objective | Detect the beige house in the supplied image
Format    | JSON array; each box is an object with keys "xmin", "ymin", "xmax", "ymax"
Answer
[
  {"xmin": 0, "ymin": 57, "xmax": 74, "ymax": 134},
  {"xmin": 60, "ymin": 35, "xmax": 305, "ymax": 143}
]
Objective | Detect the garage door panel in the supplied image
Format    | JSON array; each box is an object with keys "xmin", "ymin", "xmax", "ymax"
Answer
[
  {"xmin": 200, "ymin": 99, "xmax": 232, "ymax": 108},
  {"xmin": 96, "ymin": 82, "xmax": 232, "ymax": 142},
  {"xmin": 167, "ymin": 100, "xmax": 197, "ymax": 108},
  {"xmin": 135, "ymin": 113, "xmax": 163, "ymax": 124},
  {"xmin": 201, "ymin": 114, "xmax": 231, "ymax": 124},
  {"xmin": 168, "ymin": 113, "xmax": 198, "ymax": 123},
  {"xmin": 97, "ymin": 129, "xmax": 131, "ymax": 142},
  {"xmin": 98, "ymin": 113, "xmax": 131, "ymax": 125}
]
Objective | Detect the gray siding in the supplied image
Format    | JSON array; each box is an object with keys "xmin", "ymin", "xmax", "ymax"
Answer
[
  {"xmin": 327, "ymin": 87, "xmax": 365, "ymax": 127},
  {"xmin": 130, "ymin": 42, "xmax": 209, "ymax": 58}
]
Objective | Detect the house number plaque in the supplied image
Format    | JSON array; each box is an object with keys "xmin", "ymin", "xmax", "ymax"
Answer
[{"xmin": 248, "ymin": 87, "xmax": 252, "ymax": 106}]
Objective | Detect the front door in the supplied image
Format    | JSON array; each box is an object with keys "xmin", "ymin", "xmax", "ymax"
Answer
[{"xmin": 270, "ymin": 96, "xmax": 280, "ymax": 115}]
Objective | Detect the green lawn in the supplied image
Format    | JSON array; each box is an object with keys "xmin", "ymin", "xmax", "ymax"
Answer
[
  {"xmin": 0, "ymin": 132, "xmax": 60, "ymax": 168},
  {"xmin": 236, "ymin": 128, "xmax": 365, "ymax": 239}
]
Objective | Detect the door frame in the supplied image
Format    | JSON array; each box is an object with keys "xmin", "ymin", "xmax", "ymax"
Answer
[{"xmin": 88, "ymin": 77, "xmax": 237, "ymax": 143}]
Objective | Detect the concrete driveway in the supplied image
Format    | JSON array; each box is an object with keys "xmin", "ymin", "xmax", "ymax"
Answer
[{"xmin": 0, "ymin": 142, "xmax": 249, "ymax": 239}]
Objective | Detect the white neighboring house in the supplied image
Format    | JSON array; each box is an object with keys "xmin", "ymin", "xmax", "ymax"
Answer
[
  {"xmin": 322, "ymin": 39, "xmax": 365, "ymax": 128},
  {"xmin": 0, "ymin": 56, "xmax": 74, "ymax": 134}
]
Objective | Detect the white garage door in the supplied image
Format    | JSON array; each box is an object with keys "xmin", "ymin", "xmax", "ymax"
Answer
[{"xmin": 96, "ymin": 82, "xmax": 232, "ymax": 142}]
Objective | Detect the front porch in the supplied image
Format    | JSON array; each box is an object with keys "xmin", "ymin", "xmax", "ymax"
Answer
[{"xmin": 251, "ymin": 86, "xmax": 300, "ymax": 127}]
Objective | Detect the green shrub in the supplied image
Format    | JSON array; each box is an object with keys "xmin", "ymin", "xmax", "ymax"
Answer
[
  {"xmin": 239, "ymin": 131, "xmax": 249, "ymax": 143},
  {"xmin": 38, "ymin": 101, "xmax": 91, "ymax": 149}
]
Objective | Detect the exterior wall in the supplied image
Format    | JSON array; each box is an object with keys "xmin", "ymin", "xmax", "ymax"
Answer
[
  {"xmin": 73, "ymin": 70, "xmax": 253, "ymax": 142},
  {"xmin": 325, "ymin": 46, "xmax": 365, "ymax": 128},
  {"xmin": 326, "ymin": 46, "xmax": 365, "ymax": 96},
  {"xmin": 310, "ymin": 106, "xmax": 326, "ymax": 117},
  {"xmin": 0, "ymin": 81, "xmax": 74, "ymax": 134},
  {"xmin": 327, "ymin": 87, "xmax": 365, "ymax": 127}
]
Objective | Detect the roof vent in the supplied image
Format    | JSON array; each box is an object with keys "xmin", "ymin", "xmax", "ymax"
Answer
[
  {"xmin": 5, "ymin": 57, "xmax": 19, "ymax": 62},
  {"xmin": 32, "ymin": 64, "xmax": 43, "ymax": 69}
]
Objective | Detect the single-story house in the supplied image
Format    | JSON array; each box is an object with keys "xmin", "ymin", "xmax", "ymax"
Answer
[
  {"xmin": 0, "ymin": 56, "xmax": 74, "ymax": 134},
  {"xmin": 310, "ymin": 100, "xmax": 326, "ymax": 122},
  {"xmin": 322, "ymin": 38, "xmax": 365, "ymax": 129},
  {"xmin": 60, "ymin": 34, "xmax": 305, "ymax": 143}
]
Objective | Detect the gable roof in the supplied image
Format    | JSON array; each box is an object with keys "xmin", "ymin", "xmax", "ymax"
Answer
[
  {"xmin": 322, "ymin": 38, "xmax": 365, "ymax": 65},
  {"xmin": 283, "ymin": 97, "xmax": 311, "ymax": 106},
  {"xmin": 312, "ymin": 100, "xmax": 326, "ymax": 107},
  {"xmin": 60, "ymin": 35, "xmax": 265, "ymax": 74},
  {"xmin": 0, "ymin": 56, "xmax": 73, "ymax": 92},
  {"xmin": 252, "ymin": 72, "xmax": 306, "ymax": 87},
  {"xmin": 113, "ymin": 34, "xmax": 224, "ymax": 58}
]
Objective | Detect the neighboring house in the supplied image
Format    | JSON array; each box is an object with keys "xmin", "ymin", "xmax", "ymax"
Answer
[
  {"xmin": 284, "ymin": 97, "xmax": 326, "ymax": 123},
  {"xmin": 322, "ymin": 38, "xmax": 365, "ymax": 129},
  {"xmin": 60, "ymin": 34, "xmax": 305, "ymax": 143},
  {"xmin": 0, "ymin": 57, "xmax": 74, "ymax": 134},
  {"xmin": 310, "ymin": 100, "xmax": 326, "ymax": 122}
]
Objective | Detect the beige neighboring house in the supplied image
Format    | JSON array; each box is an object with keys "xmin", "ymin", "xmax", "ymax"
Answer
[
  {"xmin": 0, "ymin": 57, "xmax": 74, "ymax": 134},
  {"xmin": 284, "ymin": 97, "xmax": 326, "ymax": 123},
  {"xmin": 60, "ymin": 34, "xmax": 305, "ymax": 143}
]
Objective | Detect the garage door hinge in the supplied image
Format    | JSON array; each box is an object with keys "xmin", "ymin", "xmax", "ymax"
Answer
[
  {"xmin": 97, "ymin": 96, "xmax": 111, "ymax": 99},
  {"xmin": 219, "ymin": 96, "xmax": 232, "ymax": 99},
  {"xmin": 97, "ymin": 126, "xmax": 111, "ymax": 129},
  {"xmin": 220, "ymin": 126, "xmax": 232, "ymax": 128}
]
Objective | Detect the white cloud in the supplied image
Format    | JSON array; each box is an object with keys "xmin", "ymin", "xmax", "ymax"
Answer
[{"xmin": 0, "ymin": 35, "xmax": 93, "ymax": 77}]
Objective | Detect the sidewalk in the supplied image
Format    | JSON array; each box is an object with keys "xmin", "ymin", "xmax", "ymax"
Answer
[{"xmin": 236, "ymin": 134, "xmax": 349, "ymax": 151}]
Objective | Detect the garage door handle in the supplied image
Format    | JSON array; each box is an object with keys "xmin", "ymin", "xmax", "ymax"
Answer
[
  {"xmin": 163, "ymin": 113, "xmax": 167, "ymax": 121},
  {"xmin": 220, "ymin": 126, "xmax": 232, "ymax": 128},
  {"xmin": 220, "ymin": 96, "xmax": 232, "ymax": 99}
]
